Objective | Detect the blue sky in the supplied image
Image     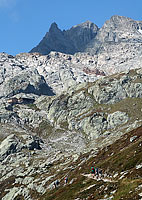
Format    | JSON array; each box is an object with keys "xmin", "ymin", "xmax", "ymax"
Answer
[{"xmin": 0, "ymin": 0, "xmax": 142, "ymax": 55}]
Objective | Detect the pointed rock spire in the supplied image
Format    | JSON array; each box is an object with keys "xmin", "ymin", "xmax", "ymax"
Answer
[{"xmin": 49, "ymin": 22, "xmax": 60, "ymax": 33}]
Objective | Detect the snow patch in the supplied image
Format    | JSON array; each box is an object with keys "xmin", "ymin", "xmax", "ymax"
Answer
[{"xmin": 138, "ymin": 29, "xmax": 142, "ymax": 34}]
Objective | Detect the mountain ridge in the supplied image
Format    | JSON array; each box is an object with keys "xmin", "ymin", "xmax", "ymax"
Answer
[
  {"xmin": 30, "ymin": 15, "xmax": 142, "ymax": 55},
  {"xmin": 30, "ymin": 20, "xmax": 99, "ymax": 55}
]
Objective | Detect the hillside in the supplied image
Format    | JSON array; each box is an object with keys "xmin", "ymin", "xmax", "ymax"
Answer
[
  {"xmin": 0, "ymin": 68, "xmax": 142, "ymax": 199},
  {"xmin": 41, "ymin": 126, "xmax": 142, "ymax": 200}
]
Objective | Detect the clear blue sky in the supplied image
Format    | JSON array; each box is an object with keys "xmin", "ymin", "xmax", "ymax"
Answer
[{"xmin": 0, "ymin": 0, "xmax": 142, "ymax": 55}]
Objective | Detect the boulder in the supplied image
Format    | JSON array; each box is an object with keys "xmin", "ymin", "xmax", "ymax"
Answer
[
  {"xmin": 107, "ymin": 111, "xmax": 129, "ymax": 129},
  {"xmin": 0, "ymin": 69, "xmax": 55, "ymax": 98},
  {"xmin": 68, "ymin": 112, "xmax": 107, "ymax": 140},
  {"xmin": 0, "ymin": 134, "xmax": 20, "ymax": 161},
  {"xmin": 125, "ymin": 83, "xmax": 142, "ymax": 98},
  {"xmin": 88, "ymin": 78, "xmax": 127, "ymax": 104}
]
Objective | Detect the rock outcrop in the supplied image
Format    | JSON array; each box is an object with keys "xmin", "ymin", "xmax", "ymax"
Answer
[
  {"xmin": 0, "ymin": 67, "xmax": 142, "ymax": 199},
  {"xmin": 45, "ymin": 69, "xmax": 142, "ymax": 140},
  {"xmin": 0, "ymin": 134, "xmax": 43, "ymax": 161},
  {"xmin": 0, "ymin": 52, "xmax": 106, "ymax": 97},
  {"xmin": 0, "ymin": 134, "xmax": 20, "ymax": 162},
  {"xmin": 1, "ymin": 49, "xmax": 142, "ymax": 98}
]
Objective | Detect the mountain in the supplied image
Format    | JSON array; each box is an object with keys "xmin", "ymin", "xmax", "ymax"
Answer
[
  {"xmin": 0, "ymin": 15, "xmax": 142, "ymax": 200},
  {"xmin": 30, "ymin": 21, "xmax": 98, "ymax": 55},
  {"xmin": 30, "ymin": 15, "xmax": 142, "ymax": 79},
  {"xmin": 86, "ymin": 15, "xmax": 142, "ymax": 54},
  {"xmin": 30, "ymin": 15, "xmax": 142, "ymax": 56}
]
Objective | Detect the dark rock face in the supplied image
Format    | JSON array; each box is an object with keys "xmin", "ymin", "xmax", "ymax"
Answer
[
  {"xmin": 65, "ymin": 21, "xmax": 99, "ymax": 52},
  {"xmin": 30, "ymin": 21, "xmax": 99, "ymax": 55},
  {"xmin": 26, "ymin": 136, "xmax": 43, "ymax": 150}
]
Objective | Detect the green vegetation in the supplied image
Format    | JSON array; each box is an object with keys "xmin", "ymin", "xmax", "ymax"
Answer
[
  {"xmin": 34, "ymin": 120, "xmax": 54, "ymax": 138},
  {"xmin": 60, "ymin": 121, "xmax": 69, "ymax": 130},
  {"xmin": 113, "ymin": 179, "xmax": 141, "ymax": 200},
  {"xmin": 26, "ymin": 103, "xmax": 40, "ymax": 111}
]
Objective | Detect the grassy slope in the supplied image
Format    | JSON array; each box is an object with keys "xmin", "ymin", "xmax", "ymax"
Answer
[{"xmin": 42, "ymin": 126, "xmax": 142, "ymax": 200}]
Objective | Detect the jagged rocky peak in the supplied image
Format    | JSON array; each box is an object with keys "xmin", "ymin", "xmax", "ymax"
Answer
[
  {"xmin": 85, "ymin": 15, "xmax": 142, "ymax": 55},
  {"xmin": 48, "ymin": 22, "xmax": 63, "ymax": 36},
  {"xmin": 49, "ymin": 22, "xmax": 59, "ymax": 31},
  {"xmin": 30, "ymin": 15, "xmax": 142, "ymax": 56},
  {"xmin": 103, "ymin": 15, "xmax": 141, "ymax": 31},
  {"xmin": 45, "ymin": 22, "xmax": 65, "ymax": 42},
  {"xmin": 30, "ymin": 21, "xmax": 73, "ymax": 55},
  {"xmin": 96, "ymin": 15, "xmax": 142, "ymax": 43},
  {"xmin": 30, "ymin": 20, "xmax": 99, "ymax": 55},
  {"xmin": 112, "ymin": 15, "xmax": 142, "ymax": 29}
]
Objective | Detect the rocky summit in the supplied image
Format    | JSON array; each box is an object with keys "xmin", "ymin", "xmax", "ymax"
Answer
[
  {"xmin": 30, "ymin": 21, "xmax": 98, "ymax": 55},
  {"xmin": 0, "ymin": 15, "xmax": 142, "ymax": 200}
]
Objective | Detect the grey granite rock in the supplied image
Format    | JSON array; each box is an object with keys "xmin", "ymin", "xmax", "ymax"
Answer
[
  {"xmin": 0, "ymin": 133, "xmax": 44, "ymax": 162},
  {"xmin": 0, "ymin": 69, "xmax": 54, "ymax": 98},
  {"xmin": 0, "ymin": 134, "xmax": 20, "ymax": 161},
  {"xmin": 2, "ymin": 187, "xmax": 31, "ymax": 200},
  {"xmin": 107, "ymin": 111, "xmax": 129, "ymax": 129}
]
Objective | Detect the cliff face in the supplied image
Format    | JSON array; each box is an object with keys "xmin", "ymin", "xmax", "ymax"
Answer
[{"xmin": 30, "ymin": 21, "xmax": 99, "ymax": 55}]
